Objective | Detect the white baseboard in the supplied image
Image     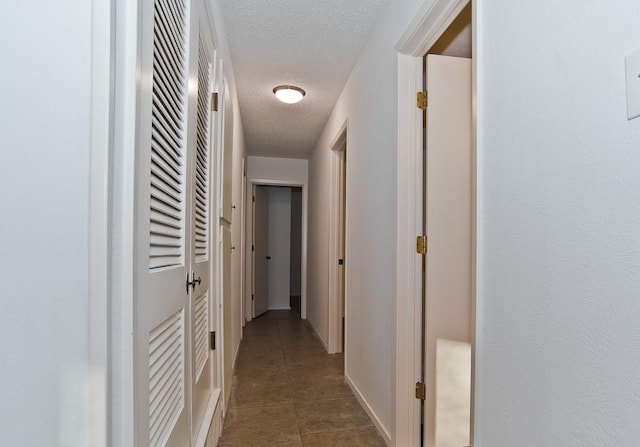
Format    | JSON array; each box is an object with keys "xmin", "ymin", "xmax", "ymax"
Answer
[
  {"xmin": 308, "ymin": 319, "xmax": 329, "ymax": 351},
  {"xmin": 194, "ymin": 388, "xmax": 222, "ymax": 447},
  {"xmin": 267, "ymin": 306, "xmax": 292, "ymax": 310},
  {"xmin": 344, "ymin": 373, "xmax": 392, "ymax": 446}
]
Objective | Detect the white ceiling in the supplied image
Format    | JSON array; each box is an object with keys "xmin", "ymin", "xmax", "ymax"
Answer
[{"xmin": 218, "ymin": 0, "xmax": 389, "ymax": 158}]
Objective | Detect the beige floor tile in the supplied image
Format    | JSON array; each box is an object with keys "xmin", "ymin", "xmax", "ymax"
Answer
[
  {"xmin": 219, "ymin": 310, "xmax": 378, "ymax": 446},
  {"xmin": 229, "ymin": 376, "xmax": 293, "ymax": 408},
  {"xmin": 219, "ymin": 404, "xmax": 300, "ymax": 444},
  {"xmin": 295, "ymin": 396, "xmax": 373, "ymax": 434},
  {"xmin": 286, "ymin": 361, "xmax": 343, "ymax": 382},
  {"xmin": 218, "ymin": 434, "xmax": 303, "ymax": 446},
  {"xmin": 301, "ymin": 427, "xmax": 387, "ymax": 447},
  {"xmin": 290, "ymin": 376, "xmax": 352, "ymax": 402}
]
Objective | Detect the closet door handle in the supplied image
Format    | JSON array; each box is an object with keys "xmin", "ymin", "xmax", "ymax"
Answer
[{"xmin": 186, "ymin": 272, "xmax": 201, "ymax": 293}]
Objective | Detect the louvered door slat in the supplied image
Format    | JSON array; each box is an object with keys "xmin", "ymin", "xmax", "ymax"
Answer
[
  {"xmin": 155, "ymin": 1, "xmax": 186, "ymax": 67},
  {"xmin": 151, "ymin": 78, "xmax": 184, "ymax": 131},
  {"xmin": 151, "ymin": 151, "xmax": 182, "ymax": 188},
  {"xmin": 149, "ymin": 0, "xmax": 188, "ymax": 271},
  {"xmin": 193, "ymin": 37, "xmax": 211, "ymax": 262},
  {"xmin": 194, "ymin": 292, "xmax": 208, "ymax": 381},
  {"xmin": 148, "ymin": 309, "xmax": 184, "ymax": 447}
]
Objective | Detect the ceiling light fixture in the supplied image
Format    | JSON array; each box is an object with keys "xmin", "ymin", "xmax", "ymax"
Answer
[{"xmin": 273, "ymin": 85, "xmax": 306, "ymax": 104}]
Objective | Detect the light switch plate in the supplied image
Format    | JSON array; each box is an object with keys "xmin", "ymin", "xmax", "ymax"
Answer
[{"xmin": 626, "ymin": 48, "xmax": 640, "ymax": 120}]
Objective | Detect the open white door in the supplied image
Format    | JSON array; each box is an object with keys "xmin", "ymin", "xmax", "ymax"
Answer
[
  {"xmin": 423, "ymin": 54, "xmax": 472, "ymax": 447},
  {"xmin": 134, "ymin": 0, "xmax": 191, "ymax": 445},
  {"xmin": 253, "ymin": 186, "xmax": 269, "ymax": 317}
]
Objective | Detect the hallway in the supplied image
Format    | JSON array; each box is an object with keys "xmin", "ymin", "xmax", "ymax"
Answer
[{"xmin": 219, "ymin": 311, "xmax": 385, "ymax": 446}]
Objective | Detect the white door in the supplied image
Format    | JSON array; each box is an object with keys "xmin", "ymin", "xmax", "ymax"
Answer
[
  {"xmin": 134, "ymin": 0, "xmax": 191, "ymax": 445},
  {"xmin": 423, "ymin": 54, "xmax": 472, "ymax": 447},
  {"xmin": 253, "ymin": 186, "xmax": 269, "ymax": 316},
  {"xmin": 189, "ymin": 14, "xmax": 216, "ymax": 442}
]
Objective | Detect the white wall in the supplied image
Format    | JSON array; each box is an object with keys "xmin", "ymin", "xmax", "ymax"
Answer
[
  {"xmin": 307, "ymin": 0, "xmax": 425, "ymax": 440},
  {"xmin": 0, "ymin": 1, "xmax": 92, "ymax": 444},
  {"xmin": 266, "ymin": 187, "xmax": 292, "ymax": 309},
  {"xmin": 247, "ymin": 156, "xmax": 309, "ymax": 184},
  {"xmin": 475, "ymin": 0, "xmax": 640, "ymax": 445}
]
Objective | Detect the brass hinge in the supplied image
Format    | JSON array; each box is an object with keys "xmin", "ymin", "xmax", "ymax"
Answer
[
  {"xmin": 417, "ymin": 91, "xmax": 428, "ymax": 110},
  {"xmin": 416, "ymin": 235, "xmax": 427, "ymax": 255},
  {"xmin": 415, "ymin": 381, "xmax": 426, "ymax": 400},
  {"xmin": 210, "ymin": 331, "xmax": 216, "ymax": 350},
  {"xmin": 211, "ymin": 92, "xmax": 219, "ymax": 111}
]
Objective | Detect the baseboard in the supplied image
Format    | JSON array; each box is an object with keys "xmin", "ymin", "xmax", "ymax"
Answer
[
  {"xmin": 194, "ymin": 388, "xmax": 222, "ymax": 447},
  {"xmin": 308, "ymin": 319, "xmax": 329, "ymax": 351},
  {"xmin": 344, "ymin": 373, "xmax": 392, "ymax": 446},
  {"xmin": 267, "ymin": 306, "xmax": 292, "ymax": 310}
]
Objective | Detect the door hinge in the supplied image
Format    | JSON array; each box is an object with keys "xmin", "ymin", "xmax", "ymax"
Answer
[
  {"xmin": 252, "ymin": 294, "xmax": 255, "ymax": 301},
  {"xmin": 415, "ymin": 381, "xmax": 426, "ymax": 400},
  {"xmin": 417, "ymin": 91, "xmax": 428, "ymax": 109},
  {"xmin": 416, "ymin": 235, "xmax": 427, "ymax": 255},
  {"xmin": 210, "ymin": 331, "xmax": 216, "ymax": 350},
  {"xmin": 211, "ymin": 92, "xmax": 219, "ymax": 111},
  {"xmin": 252, "ymin": 244, "xmax": 255, "ymax": 252}
]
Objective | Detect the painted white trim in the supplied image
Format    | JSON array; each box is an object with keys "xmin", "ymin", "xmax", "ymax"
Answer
[
  {"xmin": 470, "ymin": 1, "xmax": 482, "ymax": 442},
  {"xmin": 267, "ymin": 306, "xmax": 292, "ymax": 311},
  {"xmin": 395, "ymin": 0, "xmax": 474, "ymax": 445},
  {"xmin": 193, "ymin": 389, "xmax": 221, "ymax": 447},
  {"xmin": 309, "ymin": 319, "xmax": 329, "ymax": 352},
  {"xmin": 396, "ymin": 0, "xmax": 470, "ymax": 57},
  {"xmin": 327, "ymin": 122, "xmax": 348, "ymax": 354},
  {"xmin": 89, "ymin": 0, "xmax": 113, "ymax": 445},
  {"xmin": 109, "ymin": 0, "xmax": 138, "ymax": 443},
  {"xmin": 394, "ymin": 54, "xmax": 424, "ymax": 447},
  {"xmin": 345, "ymin": 373, "xmax": 392, "ymax": 446},
  {"xmin": 245, "ymin": 178, "xmax": 309, "ymax": 321},
  {"xmin": 240, "ymin": 158, "xmax": 246, "ymax": 337}
]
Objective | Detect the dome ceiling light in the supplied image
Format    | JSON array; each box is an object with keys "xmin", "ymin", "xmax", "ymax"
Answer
[{"xmin": 273, "ymin": 85, "xmax": 306, "ymax": 104}]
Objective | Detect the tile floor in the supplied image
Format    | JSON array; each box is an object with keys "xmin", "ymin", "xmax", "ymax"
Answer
[{"xmin": 218, "ymin": 310, "xmax": 386, "ymax": 446}]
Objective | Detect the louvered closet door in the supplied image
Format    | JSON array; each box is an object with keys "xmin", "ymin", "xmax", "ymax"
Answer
[
  {"xmin": 189, "ymin": 19, "xmax": 216, "ymax": 441},
  {"xmin": 135, "ymin": 0, "xmax": 191, "ymax": 445}
]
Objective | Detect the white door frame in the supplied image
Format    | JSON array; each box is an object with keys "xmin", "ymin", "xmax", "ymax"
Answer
[
  {"xmin": 89, "ymin": 0, "xmax": 113, "ymax": 445},
  {"xmin": 328, "ymin": 121, "xmax": 348, "ymax": 354},
  {"xmin": 245, "ymin": 178, "xmax": 308, "ymax": 320},
  {"xmin": 394, "ymin": 0, "xmax": 477, "ymax": 445}
]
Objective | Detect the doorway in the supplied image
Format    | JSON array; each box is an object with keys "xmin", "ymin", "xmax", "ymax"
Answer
[
  {"xmin": 328, "ymin": 125, "xmax": 347, "ymax": 355},
  {"xmin": 251, "ymin": 185, "xmax": 303, "ymax": 318},
  {"xmin": 421, "ymin": 3, "xmax": 473, "ymax": 446},
  {"xmin": 395, "ymin": 0, "xmax": 475, "ymax": 445}
]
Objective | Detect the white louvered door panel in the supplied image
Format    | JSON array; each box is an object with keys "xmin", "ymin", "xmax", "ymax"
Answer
[
  {"xmin": 189, "ymin": 13, "xmax": 216, "ymax": 442},
  {"xmin": 135, "ymin": 0, "xmax": 192, "ymax": 445}
]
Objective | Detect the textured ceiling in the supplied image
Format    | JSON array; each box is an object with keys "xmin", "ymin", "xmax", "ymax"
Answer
[{"xmin": 218, "ymin": 0, "xmax": 389, "ymax": 158}]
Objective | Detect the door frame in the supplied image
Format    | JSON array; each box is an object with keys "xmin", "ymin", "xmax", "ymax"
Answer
[
  {"xmin": 89, "ymin": 0, "xmax": 114, "ymax": 445},
  {"xmin": 394, "ymin": 0, "xmax": 478, "ymax": 445},
  {"xmin": 245, "ymin": 178, "xmax": 308, "ymax": 321},
  {"xmin": 328, "ymin": 121, "xmax": 348, "ymax": 354}
]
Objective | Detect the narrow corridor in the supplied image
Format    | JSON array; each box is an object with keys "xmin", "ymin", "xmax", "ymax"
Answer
[{"xmin": 218, "ymin": 310, "xmax": 386, "ymax": 446}]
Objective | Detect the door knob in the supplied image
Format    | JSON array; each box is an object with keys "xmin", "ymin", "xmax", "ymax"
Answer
[
  {"xmin": 266, "ymin": 256, "xmax": 271, "ymax": 260},
  {"xmin": 186, "ymin": 272, "xmax": 201, "ymax": 293}
]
